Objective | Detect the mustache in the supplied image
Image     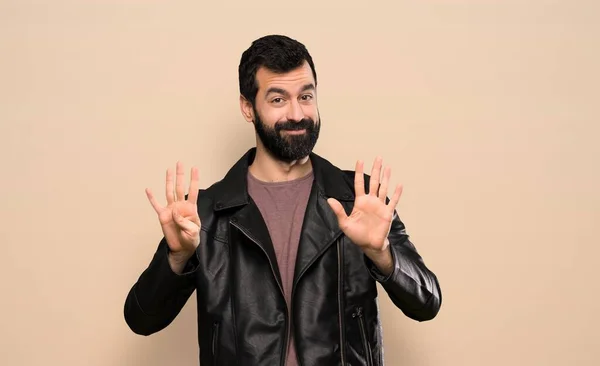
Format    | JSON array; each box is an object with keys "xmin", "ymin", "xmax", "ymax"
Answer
[{"xmin": 274, "ymin": 118, "xmax": 315, "ymax": 132}]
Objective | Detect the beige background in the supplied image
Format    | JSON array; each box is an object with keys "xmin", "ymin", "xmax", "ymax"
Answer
[{"xmin": 1, "ymin": 0, "xmax": 599, "ymax": 365}]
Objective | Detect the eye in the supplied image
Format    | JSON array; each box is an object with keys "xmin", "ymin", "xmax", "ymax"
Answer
[
  {"xmin": 300, "ymin": 94, "xmax": 313, "ymax": 101},
  {"xmin": 271, "ymin": 97, "xmax": 284, "ymax": 104}
]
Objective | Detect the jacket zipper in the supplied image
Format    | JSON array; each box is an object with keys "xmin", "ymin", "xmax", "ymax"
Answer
[
  {"xmin": 212, "ymin": 321, "xmax": 220, "ymax": 366},
  {"xmin": 352, "ymin": 307, "xmax": 373, "ymax": 366},
  {"xmin": 337, "ymin": 239, "xmax": 346, "ymax": 365},
  {"xmin": 230, "ymin": 221, "xmax": 289, "ymax": 366}
]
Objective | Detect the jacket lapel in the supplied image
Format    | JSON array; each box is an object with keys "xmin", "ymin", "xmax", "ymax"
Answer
[
  {"xmin": 230, "ymin": 198, "xmax": 283, "ymax": 292},
  {"xmin": 292, "ymin": 180, "xmax": 342, "ymax": 287},
  {"xmin": 292, "ymin": 153, "xmax": 357, "ymax": 288},
  {"xmin": 211, "ymin": 149, "xmax": 284, "ymax": 292}
]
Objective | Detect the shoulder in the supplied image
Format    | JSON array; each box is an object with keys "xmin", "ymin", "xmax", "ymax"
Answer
[
  {"xmin": 341, "ymin": 169, "xmax": 372, "ymax": 181},
  {"xmin": 341, "ymin": 169, "xmax": 373, "ymax": 193},
  {"xmin": 191, "ymin": 180, "xmax": 222, "ymax": 224},
  {"xmin": 312, "ymin": 152, "xmax": 372, "ymax": 193}
]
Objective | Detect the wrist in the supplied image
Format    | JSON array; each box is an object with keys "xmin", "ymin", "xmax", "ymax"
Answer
[
  {"xmin": 363, "ymin": 243, "xmax": 394, "ymax": 276},
  {"xmin": 167, "ymin": 249, "xmax": 195, "ymax": 274}
]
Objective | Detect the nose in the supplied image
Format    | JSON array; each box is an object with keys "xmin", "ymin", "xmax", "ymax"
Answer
[{"xmin": 286, "ymin": 99, "xmax": 305, "ymax": 122}]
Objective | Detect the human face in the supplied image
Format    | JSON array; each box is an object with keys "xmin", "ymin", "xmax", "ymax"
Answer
[{"xmin": 242, "ymin": 62, "xmax": 320, "ymax": 163}]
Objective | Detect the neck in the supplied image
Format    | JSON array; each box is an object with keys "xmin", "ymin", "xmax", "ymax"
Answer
[{"xmin": 249, "ymin": 145, "xmax": 313, "ymax": 183}]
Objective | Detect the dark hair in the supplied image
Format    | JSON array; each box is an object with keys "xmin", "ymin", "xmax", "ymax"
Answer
[{"xmin": 238, "ymin": 35, "xmax": 317, "ymax": 106}]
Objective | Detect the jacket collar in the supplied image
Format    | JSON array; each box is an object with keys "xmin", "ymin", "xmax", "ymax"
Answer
[
  {"xmin": 213, "ymin": 147, "xmax": 355, "ymax": 292},
  {"xmin": 212, "ymin": 147, "xmax": 355, "ymax": 212}
]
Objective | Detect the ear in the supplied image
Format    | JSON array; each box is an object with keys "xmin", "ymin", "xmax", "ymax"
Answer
[{"xmin": 239, "ymin": 95, "xmax": 254, "ymax": 123}]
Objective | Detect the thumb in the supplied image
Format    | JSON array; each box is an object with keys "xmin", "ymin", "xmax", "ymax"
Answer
[
  {"xmin": 172, "ymin": 208, "xmax": 199, "ymax": 233},
  {"xmin": 327, "ymin": 198, "xmax": 348, "ymax": 224}
]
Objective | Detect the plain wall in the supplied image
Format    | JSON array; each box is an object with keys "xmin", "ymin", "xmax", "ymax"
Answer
[{"xmin": 1, "ymin": 1, "xmax": 598, "ymax": 365}]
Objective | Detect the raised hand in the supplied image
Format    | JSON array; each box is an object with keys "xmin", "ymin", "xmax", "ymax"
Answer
[
  {"xmin": 327, "ymin": 157, "xmax": 403, "ymax": 256},
  {"xmin": 145, "ymin": 162, "xmax": 201, "ymax": 265}
]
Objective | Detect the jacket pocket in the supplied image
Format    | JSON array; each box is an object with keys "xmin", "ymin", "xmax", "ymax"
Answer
[
  {"xmin": 352, "ymin": 307, "xmax": 373, "ymax": 366},
  {"xmin": 211, "ymin": 321, "xmax": 220, "ymax": 366}
]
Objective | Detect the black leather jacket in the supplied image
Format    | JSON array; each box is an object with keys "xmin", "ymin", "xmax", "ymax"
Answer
[{"xmin": 124, "ymin": 148, "xmax": 442, "ymax": 366}]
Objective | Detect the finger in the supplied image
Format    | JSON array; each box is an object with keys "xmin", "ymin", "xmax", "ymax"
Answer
[
  {"xmin": 378, "ymin": 166, "xmax": 391, "ymax": 203},
  {"xmin": 388, "ymin": 183, "xmax": 404, "ymax": 209},
  {"xmin": 354, "ymin": 160, "xmax": 365, "ymax": 196},
  {"xmin": 175, "ymin": 161, "xmax": 185, "ymax": 201},
  {"xmin": 165, "ymin": 168, "xmax": 175, "ymax": 205},
  {"xmin": 327, "ymin": 198, "xmax": 348, "ymax": 227},
  {"xmin": 187, "ymin": 166, "xmax": 200, "ymax": 203},
  {"xmin": 369, "ymin": 156, "xmax": 383, "ymax": 196},
  {"xmin": 145, "ymin": 188, "xmax": 163, "ymax": 214},
  {"xmin": 189, "ymin": 212, "xmax": 201, "ymax": 228}
]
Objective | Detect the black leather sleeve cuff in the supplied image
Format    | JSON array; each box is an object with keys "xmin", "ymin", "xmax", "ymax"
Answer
[{"xmin": 133, "ymin": 238, "xmax": 198, "ymax": 315}]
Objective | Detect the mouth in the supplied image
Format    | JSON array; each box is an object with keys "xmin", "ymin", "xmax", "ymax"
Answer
[{"xmin": 282, "ymin": 129, "xmax": 306, "ymax": 135}]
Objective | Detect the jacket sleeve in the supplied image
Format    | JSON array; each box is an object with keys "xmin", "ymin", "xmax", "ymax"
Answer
[
  {"xmin": 363, "ymin": 211, "xmax": 442, "ymax": 321},
  {"xmin": 124, "ymin": 237, "xmax": 199, "ymax": 335}
]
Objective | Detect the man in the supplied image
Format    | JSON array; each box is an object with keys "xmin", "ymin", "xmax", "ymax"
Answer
[{"xmin": 124, "ymin": 34, "xmax": 441, "ymax": 366}]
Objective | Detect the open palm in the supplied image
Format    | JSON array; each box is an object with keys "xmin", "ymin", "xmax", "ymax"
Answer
[
  {"xmin": 327, "ymin": 157, "xmax": 403, "ymax": 251},
  {"xmin": 145, "ymin": 162, "xmax": 201, "ymax": 255}
]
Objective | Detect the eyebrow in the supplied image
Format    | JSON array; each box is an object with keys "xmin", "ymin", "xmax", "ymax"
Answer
[{"xmin": 265, "ymin": 83, "xmax": 315, "ymax": 97}]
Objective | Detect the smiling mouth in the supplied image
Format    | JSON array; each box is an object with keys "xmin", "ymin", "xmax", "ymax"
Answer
[{"xmin": 282, "ymin": 129, "xmax": 306, "ymax": 135}]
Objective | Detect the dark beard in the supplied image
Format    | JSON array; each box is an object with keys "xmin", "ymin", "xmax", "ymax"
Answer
[{"xmin": 252, "ymin": 106, "xmax": 320, "ymax": 163}]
